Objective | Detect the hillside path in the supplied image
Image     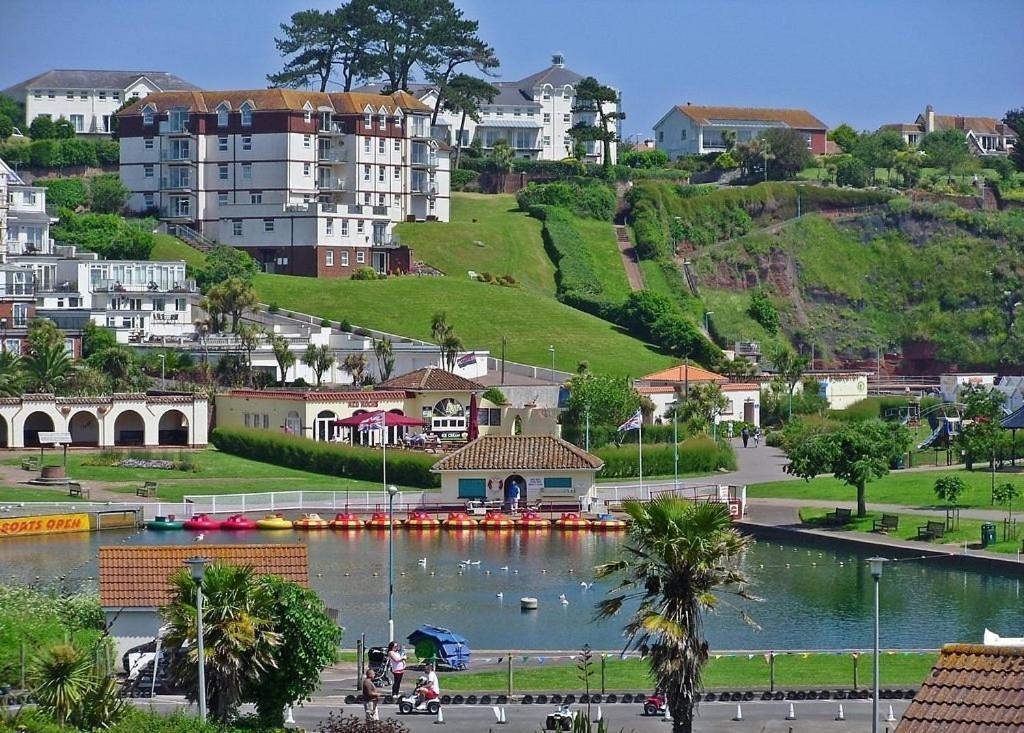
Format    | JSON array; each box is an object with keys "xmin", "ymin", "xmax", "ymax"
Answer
[{"xmin": 613, "ymin": 225, "xmax": 645, "ymax": 291}]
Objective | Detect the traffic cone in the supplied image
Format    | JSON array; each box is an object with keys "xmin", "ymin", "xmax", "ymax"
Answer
[
  {"xmin": 492, "ymin": 706, "xmax": 502, "ymax": 723},
  {"xmin": 733, "ymin": 704, "xmax": 743, "ymax": 721},
  {"xmin": 284, "ymin": 706, "xmax": 295, "ymax": 725},
  {"xmin": 785, "ymin": 703, "xmax": 796, "ymax": 720},
  {"xmin": 500, "ymin": 706, "xmax": 508, "ymax": 724},
  {"xmin": 434, "ymin": 706, "xmax": 445, "ymax": 725},
  {"xmin": 596, "ymin": 705, "xmax": 603, "ymax": 721},
  {"xmin": 886, "ymin": 705, "xmax": 897, "ymax": 722},
  {"xmin": 663, "ymin": 703, "xmax": 672, "ymax": 722},
  {"xmin": 836, "ymin": 704, "xmax": 845, "ymax": 721}
]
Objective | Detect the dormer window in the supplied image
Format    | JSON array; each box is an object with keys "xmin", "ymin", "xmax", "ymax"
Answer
[
  {"xmin": 217, "ymin": 103, "xmax": 230, "ymax": 128},
  {"xmin": 364, "ymin": 112, "xmax": 372, "ymax": 127},
  {"xmin": 379, "ymin": 114, "xmax": 387, "ymax": 130},
  {"xmin": 142, "ymin": 105, "xmax": 155, "ymax": 125},
  {"xmin": 240, "ymin": 102, "xmax": 253, "ymax": 126}
]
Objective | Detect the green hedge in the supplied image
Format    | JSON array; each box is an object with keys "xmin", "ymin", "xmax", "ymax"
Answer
[
  {"xmin": 516, "ymin": 180, "xmax": 616, "ymax": 220},
  {"xmin": 36, "ymin": 177, "xmax": 89, "ymax": 209},
  {"xmin": 595, "ymin": 436, "xmax": 736, "ymax": 479},
  {"xmin": 210, "ymin": 427, "xmax": 440, "ymax": 488},
  {"xmin": 0, "ymin": 138, "xmax": 119, "ymax": 169},
  {"xmin": 52, "ymin": 210, "xmax": 154, "ymax": 259}
]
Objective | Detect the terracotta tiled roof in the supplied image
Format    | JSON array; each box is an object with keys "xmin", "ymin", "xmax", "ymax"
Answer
[
  {"xmin": 118, "ymin": 89, "xmax": 431, "ymax": 116},
  {"xmin": 896, "ymin": 644, "xmax": 1024, "ymax": 732},
  {"xmin": 639, "ymin": 364, "xmax": 727, "ymax": 384},
  {"xmin": 99, "ymin": 544, "xmax": 308, "ymax": 608},
  {"xmin": 227, "ymin": 389, "xmax": 408, "ymax": 402},
  {"xmin": 675, "ymin": 105, "xmax": 827, "ymax": 130},
  {"xmin": 432, "ymin": 436, "xmax": 603, "ymax": 472},
  {"xmin": 377, "ymin": 367, "xmax": 484, "ymax": 392},
  {"xmin": 721, "ymin": 382, "xmax": 759, "ymax": 391}
]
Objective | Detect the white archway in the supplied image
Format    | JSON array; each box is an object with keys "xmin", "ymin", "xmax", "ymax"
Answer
[
  {"xmin": 23, "ymin": 411, "xmax": 55, "ymax": 447},
  {"xmin": 68, "ymin": 411, "xmax": 100, "ymax": 447},
  {"xmin": 113, "ymin": 410, "xmax": 146, "ymax": 446},
  {"xmin": 158, "ymin": 409, "xmax": 189, "ymax": 446}
]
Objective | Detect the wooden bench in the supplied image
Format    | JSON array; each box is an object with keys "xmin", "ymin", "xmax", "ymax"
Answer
[
  {"xmin": 917, "ymin": 520, "xmax": 946, "ymax": 541},
  {"xmin": 21, "ymin": 457, "xmax": 38, "ymax": 471},
  {"xmin": 67, "ymin": 482, "xmax": 89, "ymax": 499},
  {"xmin": 873, "ymin": 514, "xmax": 899, "ymax": 533},
  {"xmin": 136, "ymin": 481, "xmax": 158, "ymax": 498},
  {"xmin": 825, "ymin": 507, "xmax": 853, "ymax": 526}
]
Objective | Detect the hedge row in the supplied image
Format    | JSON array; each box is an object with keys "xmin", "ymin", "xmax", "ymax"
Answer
[
  {"xmin": 516, "ymin": 180, "xmax": 617, "ymax": 220},
  {"xmin": 0, "ymin": 137, "xmax": 119, "ymax": 168},
  {"xmin": 893, "ymin": 198, "xmax": 1024, "ymax": 240},
  {"xmin": 595, "ymin": 436, "xmax": 736, "ymax": 479},
  {"xmin": 209, "ymin": 427, "xmax": 441, "ymax": 488},
  {"xmin": 563, "ymin": 422, "xmax": 682, "ymax": 449}
]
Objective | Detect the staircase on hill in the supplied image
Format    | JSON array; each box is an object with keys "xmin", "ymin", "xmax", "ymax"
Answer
[
  {"xmin": 167, "ymin": 223, "xmax": 215, "ymax": 253},
  {"xmin": 613, "ymin": 225, "xmax": 645, "ymax": 291}
]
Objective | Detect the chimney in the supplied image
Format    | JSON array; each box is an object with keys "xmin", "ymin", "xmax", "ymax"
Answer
[
  {"xmin": 686, "ymin": 101, "xmax": 692, "ymax": 106},
  {"xmin": 551, "ymin": 53, "xmax": 565, "ymax": 68},
  {"xmin": 925, "ymin": 104, "xmax": 935, "ymax": 133}
]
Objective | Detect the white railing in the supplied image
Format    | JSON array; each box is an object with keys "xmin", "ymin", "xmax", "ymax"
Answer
[
  {"xmin": 592, "ymin": 482, "xmax": 746, "ymax": 516},
  {"xmin": 183, "ymin": 490, "xmax": 429, "ymax": 516}
]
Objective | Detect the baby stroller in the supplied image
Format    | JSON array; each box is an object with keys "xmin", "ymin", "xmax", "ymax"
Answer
[{"xmin": 366, "ymin": 646, "xmax": 393, "ymax": 690}]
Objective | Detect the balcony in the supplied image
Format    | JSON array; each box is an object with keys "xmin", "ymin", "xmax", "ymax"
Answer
[
  {"xmin": 0, "ymin": 283, "xmax": 35, "ymax": 297},
  {"xmin": 410, "ymin": 152, "xmax": 438, "ymax": 167},
  {"xmin": 408, "ymin": 119, "xmax": 431, "ymax": 139},
  {"xmin": 158, "ymin": 121, "xmax": 192, "ymax": 136},
  {"xmin": 318, "ymin": 147, "xmax": 349, "ymax": 163},
  {"xmin": 319, "ymin": 122, "xmax": 345, "ymax": 136},
  {"xmin": 159, "ymin": 203, "xmax": 192, "ymax": 220},
  {"xmin": 410, "ymin": 180, "xmax": 438, "ymax": 196},
  {"xmin": 91, "ymin": 279, "xmax": 197, "ymax": 294},
  {"xmin": 317, "ymin": 177, "xmax": 346, "ymax": 191},
  {"xmin": 160, "ymin": 176, "xmax": 192, "ymax": 190},
  {"xmin": 160, "ymin": 148, "xmax": 193, "ymax": 162},
  {"xmin": 5, "ymin": 238, "xmax": 57, "ymax": 256}
]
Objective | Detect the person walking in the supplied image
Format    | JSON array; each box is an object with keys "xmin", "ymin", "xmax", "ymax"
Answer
[
  {"xmin": 741, "ymin": 426, "xmax": 750, "ymax": 448},
  {"xmin": 508, "ymin": 480, "xmax": 521, "ymax": 513},
  {"xmin": 362, "ymin": 668, "xmax": 380, "ymax": 721},
  {"xmin": 753, "ymin": 427, "xmax": 761, "ymax": 448},
  {"xmin": 387, "ymin": 641, "xmax": 406, "ymax": 697}
]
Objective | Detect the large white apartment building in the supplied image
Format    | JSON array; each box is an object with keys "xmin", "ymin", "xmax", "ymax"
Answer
[
  {"xmin": 357, "ymin": 54, "xmax": 620, "ymax": 165},
  {"xmin": 2, "ymin": 69, "xmax": 199, "ymax": 135},
  {"xmin": 118, "ymin": 89, "xmax": 450, "ymax": 277}
]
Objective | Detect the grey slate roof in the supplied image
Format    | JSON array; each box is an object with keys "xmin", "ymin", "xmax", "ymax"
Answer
[
  {"xmin": 516, "ymin": 64, "xmax": 584, "ymax": 90},
  {"xmin": 3, "ymin": 69, "xmax": 200, "ymax": 97}
]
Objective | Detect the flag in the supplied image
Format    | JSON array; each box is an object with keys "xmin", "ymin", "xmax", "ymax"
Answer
[
  {"xmin": 358, "ymin": 411, "xmax": 385, "ymax": 432},
  {"xmin": 457, "ymin": 352, "xmax": 477, "ymax": 367},
  {"xmin": 617, "ymin": 409, "xmax": 642, "ymax": 433}
]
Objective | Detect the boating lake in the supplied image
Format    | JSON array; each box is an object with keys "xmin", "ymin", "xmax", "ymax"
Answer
[{"xmin": 1, "ymin": 527, "xmax": 1020, "ymax": 650}]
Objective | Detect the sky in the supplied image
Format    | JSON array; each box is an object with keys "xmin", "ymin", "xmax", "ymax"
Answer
[{"xmin": 2, "ymin": 0, "xmax": 1022, "ymax": 138}]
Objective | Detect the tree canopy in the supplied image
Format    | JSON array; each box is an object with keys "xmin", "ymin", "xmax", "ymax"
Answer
[
  {"xmin": 570, "ymin": 76, "xmax": 624, "ymax": 167},
  {"xmin": 920, "ymin": 128, "xmax": 971, "ymax": 175},
  {"xmin": 761, "ymin": 128, "xmax": 813, "ymax": 179}
]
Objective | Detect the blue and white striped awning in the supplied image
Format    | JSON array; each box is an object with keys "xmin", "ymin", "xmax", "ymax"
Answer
[{"xmin": 476, "ymin": 118, "xmax": 543, "ymax": 129}]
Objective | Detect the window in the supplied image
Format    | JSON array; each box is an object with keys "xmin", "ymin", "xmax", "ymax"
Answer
[
  {"xmin": 242, "ymin": 163, "xmax": 252, "ymax": 179},
  {"xmin": 244, "ymin": 413, "xmax": 250, "ymax": 427},
  {"xmin": 378, "ymin": 193, "xmax": 386, "ymax": 205},
  {"xmin": 152, "ymin": 298, "xmax": 166, "ymax": 311},
  {"xmin": 680, "ymin": 129, "xmax": 687, "ymax": 140},
  {"xmin": 304, "ymin": 109, "xmax": 312, "ymax": 123},
  {"xmin": 542, "ymin": 89, "xmax": 551, "ymax": 100},
  {"xmin": 242, "ymin": 135, "xmax": 252, "ymax": 151},
  {"xmin": 363, "ymin": 165, "xmax": 371, "ymax": 182},
  {"xmin": 144, "ymin": 193, "xmax": 154, "ymax": 208},
  {"xmin": 378, "ymin": 166, "xmax": 385, "ymax": 182},
  {"xmin": 218, "ymin": 164, "xmax": 228, "ymax": 180},
  {"xmin": 544, "ymin": 477, "xmax": 573, "ymax": 490},
  {"xmin": 218, "ymin": 135, "xmax": 228, "ymax": 152},
  {"xmin": 5, "ymin": 339, "xmax": 20, "ymax": 355},
  {"xmin": 477, "ymin": 407, "xmax": 501, "ymax": 426},
  {"xmin": 341, "ymin": 251, "xmax": 349, "ymax": 266},
  {"xmin": 218, "ymin": 192, "xmax": 228, "ymax": 205},
  {"xmin": 429, "ymin": 197, "xmax": 436, "ymax": 211},
  {"xmin": 250, "ymin": 191, "xmax": 262, "ymax": 204},
  {"xmin": 217, "ymin": 104, "xmax": 229, "ymax": 127},
  {"xmin": 113, "ymin": 92, "xmax": 120, "ymax": 100},
  {"xmin": 543, "ymin": 113, "xmax": 550, "ymax": 123},
  {"xmin": 393, "ymin": 166, "xmax": 401, "ymax": 180},
  {"xmin": 362, "ymin": 193, "xmax": 370, "ymax": 205},
  {"xmin": 341, "ymin": 219, "xmax": 349, "ymax": 236},
  {"xmin": 303, "ymin": 134, "xmax": 311, "ymax": 149},
  {"xmin": 356, "ymin": 250, "xmax": 365, "ymax": 264},
  {"xmin": 357, "ymin": 220, "xmax": 365, "ymax": 233},
  {"xmin": 363, "ymin": 113, "xmax": 371, "ymax": 127},
  {"xmin": 364, "ymin": 137, "xmax": 371, "ymax": 153},
  {"xmin": 393, "ymin": 138, "xmax": 401, "ymax": 151},
  {"xmin": 144, "ymin": 137, "xmax": 154, "ymax": 149},
  {"xmin": 563, "ymin": 113, "xmax": 571, "ymax": 123},
  {"xmin": 232, "ymin": 220, "xmax": 242, "ymax": 236},
  {"xmin": 303, "ymin": 162, "xmax": 311, "ymax": 176},
  {"xmin": 457, "ymin": 478, "xmax": 486, "ymax": 499},
  {"xmin": 66, "ymin": 91, "xmax": 74, "ymax": 100},
  {"xmin": 142, "ymin": 107, "xmax": 154, "ymax": 124},
  {"xmin": 325, "ymin": 250, "xmax": 334, "ymax": 266},
  {"xmin": 240, "ymin": 102, "xmax": 253, "ymax": 126},
  {"xmin": 658, "ymin": 130, "xmax": 664, "ymax": 142},
  {"xmin": 144, "ymin": 164, "xmax": 154, "ymax": 178},
  {"xmin": 379, "ymin": 114, "xmax": 386, "ymax": 130},
  {"xmin": 263, "ymin": 218, "xmax": 274, "ymax": 232},
  {"xmin": 326, "ymin": 218, "xmax": 334, "ymax": 235},
  {"xmin": 543, "ymin": 135, "xmax": 551, "ymax": 146},
  {"xmin": 175, "ymin": 298, "xmax": 186, "ymax": 311},
  {"xmin": 33, "ymin": 91, "xmax": 41, "ymax": 99},
  {"xmin": 47, "ymin": 90, "xmax": 54, "ymax": 99},
  {"xmin": 378, "ymin": 138, "xmax": 385, "ymax": 154},
  {"xmin": 12, "ymin": 304, "xmax": 28, "ymax": 327}
]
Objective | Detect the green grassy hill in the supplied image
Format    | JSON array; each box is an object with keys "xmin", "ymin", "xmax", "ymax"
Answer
[
  {"xmin": 255, "ymin": 274, "xmax": 674, "ymax": 376},
  {"xmin": 151, "ymin": 232, "xmax": 207, "ymax": 267}
]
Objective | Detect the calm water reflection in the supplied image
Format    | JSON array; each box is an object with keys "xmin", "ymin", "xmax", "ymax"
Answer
[{"xmin": 1, "ymin": 527, "xmax": 1020, "ymax": 650}]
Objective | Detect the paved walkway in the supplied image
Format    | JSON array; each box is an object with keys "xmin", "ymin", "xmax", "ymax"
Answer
[{"xmin": 613, "ymin": 225, "xmax": 645, "ymax": 291}]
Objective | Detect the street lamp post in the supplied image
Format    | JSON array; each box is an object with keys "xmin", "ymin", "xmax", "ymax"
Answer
[
  {"xmin": 548, "ymin": 345, "xmax": 555, "ymax": 379},
  {"xmin": 183, "ymin": 557, "xmax": 209, "ymax": 723},
  {"xmin": 387, "ymin": 484, "xmax": 399, "ymax": 642},
  {"xmin": 158, "ymin": 353, "xmax": 166, "ymax": 385},
  {"xmin": 868, "ymin": 557, "xmax": 887, "ymax": 733},
  {"xmin": 704, "ymin": 311, "xmax": 713, "ymax": 336},
  {"xmin": 671, "ymin": 399, "xmax": 679, "ymax": 490}
]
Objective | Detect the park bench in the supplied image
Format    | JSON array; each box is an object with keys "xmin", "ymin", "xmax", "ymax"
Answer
[
  {"xmin": 917, "ymin": 520, "xmax": 946, "ymax": 541},
  {"xmin": 67, "ymin": 482, "xmax": 89, "ymax": 500},
  {"xmin": 873, "ymin": 514, "xmax": 900, "ymax": 533},
  {"xmin": 21, "ymin": 457, "xmax": 38, "ymax": 471},
  {"xmin": 825, "ymin": 508, "xmax": 852, "ymax": 526},
  {"xmin": 136, "ymin": 481, "xmax": 158, "ymax": 498}
]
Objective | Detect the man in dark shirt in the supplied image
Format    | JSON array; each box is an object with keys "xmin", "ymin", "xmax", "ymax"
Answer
[{"xmin": 362, "ymin": 668, "xmax": 380, "ymax": 720}]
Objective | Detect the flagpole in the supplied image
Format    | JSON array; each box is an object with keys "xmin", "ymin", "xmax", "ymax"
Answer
[
  {"xmin": 381, "ymin": 410, "xmax": 387, "ymax": 498},
  {"xmin": 639, "ymin": 417, "xmax": 645, "ymax": 501}
]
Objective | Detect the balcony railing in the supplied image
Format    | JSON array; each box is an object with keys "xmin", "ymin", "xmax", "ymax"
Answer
[
  {"xmin": 160, "ymin": 204, "xmax": 192, "ymax": 219},
  {"xmin": 5, "ymin": 239, "xmax": 56, "ymax": 256},
  {"xmin": 318, "ymin": 122, "xmax": 345, "ymax": 136},
  {"xmin": 160, "ymin": 148, "xmax": 193, "ymax": 162},
  {"xmin": 0, "ymin": 284, "xmax": 35, "ymax": 297},
  {"xmin": 410, "ymin": 181, "xmax": 438, "ymax": 196},
  {"xmin": 158, "ymin": 121, "xmax": 191, "ymax": 135},
  {"xmin": 410, "ymin": 153, "xmax": 438, "ymax": 167},
  {"xmin": 91, "ymin": 279, "xmax": 197, "ymax": 294},
  {"xmin": 317, "ymin": 177, "xmax": 346, "ymax": 191},
  {"xmin": 160, "ymin": 176, "xmax": 192, "ymax": 190},
  {"xmin": 318, "ymin": 147, "xmax": 349, "ymax": 163}
]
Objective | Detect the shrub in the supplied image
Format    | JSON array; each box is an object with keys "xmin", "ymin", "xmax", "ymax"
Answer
[
  {"xmin": 211, "ymin": 428, "xmax": 440, "ymax": 488},
  {"xmin": 836, "ymin": 157, "xmax": 871, "ymax": 188},
  {"xmin": 620, "ymin": 149, "xmax": 670, "ymax": 169},
  {"xmin": 51, "ymin": 211, "xmax": 155, "ymax": 259},
  {"xmin": 35, "ymin": 177, "xmax": 89, "ymax": 210},
  {"xmin": 88, "ymin": 173, "xmax": 129, "ymax": 213},
  {"xmin": 713, "ymin": 151, "xmax": 740, "ymax": 170},
  {"xmin": 481, "ymin": 387, "xmax": 506, "ymax": 405},
  {"xmin": 268, "ymin": 303, "xmax": 280, "ymax": 313},
  {"xmin": 320, "ymin": 318, "xmax": 332, "ymax": 327},
  {"xmin": 57, "ymin": 138, "xmax": 99, "ymax": 167},
  {"xmin": 747, "ymin": 288, "xmax": 780, "ymax": 332},
  {"xmin": 338, "ymin": 320, "xmax": 352, "ymax": 332},
  {"xmin": 516, "ymin": 180, "xmax": 616, "ymax": 220},
  {"xmin": 350, "ymin": 267, "xmax": 380, "ymax": 281},
  {"xmin": 595, "ymin": 436, "xmax": 735, "ymax": 478},
  {"xmin": 450, "ymin": 169, "xmax": 479, "ymax": 191}
]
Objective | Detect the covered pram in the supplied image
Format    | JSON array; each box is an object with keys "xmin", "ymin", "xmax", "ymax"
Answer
[{"xmin": 406, "ymin": 625, "xmax": 471, "ymax": 671}]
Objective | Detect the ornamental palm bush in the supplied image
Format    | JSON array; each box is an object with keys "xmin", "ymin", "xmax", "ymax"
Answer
[
  {"xmin": 32, "ymin": 644, "xmax": 92, "ymax": 726},
  {"xmin": 595, "ymin": 498, "xmax": 755, "ymax": 733}
]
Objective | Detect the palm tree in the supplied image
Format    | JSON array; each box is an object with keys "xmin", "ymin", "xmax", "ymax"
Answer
[
  {"xmin": 32, "ymin": 644, "xmax": 92, "ymax": 726},
  {"xmin": 341, "ymin": 353, "xmax": 368, "ymax": 386},
  {"xmin": 595, "ymin": 499, "xmax": 755, "ymax": 733},
  {"xmin": 235, "ymin": 323, "xmax": 265, "ymax": 386},
  {"xmin": 0, "ymin": 350, "xmax": 24, "ymax": 396},
  {"xmin": 440, "ymin": 333, "xmax": 464, "ymax": 372},
  {"xmin": 489, "ymin": 139, "xmax": 515, "ymax": 191},
  {"xmin": 372, "ymin": 337, "xmax": 395, "ymax": 382},
  {"xmin": 23, "ymin": 340, "xmax": 74, "ymax": 393},
  {"xmin": 302, "ymin": 344, "xmax": 335, "ymax": 388},
  {"xmin": 162, "ymin": 564, "xmax": 281, "ymax": 723},
  {"xmin": 270, "ymin": 334, "xmax": 296, "ymax": 385}
]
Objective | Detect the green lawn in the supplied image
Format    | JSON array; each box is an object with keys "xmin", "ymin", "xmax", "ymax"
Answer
[
  {"xmin": 799, "ymin": 507, "xmax": 1022, "ymax": 555},
  {"xmin": 255, "ymin": 274, "xmax": 674, "ymax": 377},
  {"xmin": 749, "ymin": 468, "xmax": 1013, "ymax": 510},
  {"xmin": 701, "ymin": 288, "xmax": 786, "ymax": 354},
  {"xmin": 151, "ymin": 232, "xmax": 207, "ymax": 268},
  {"xmin": 0, "ymin": 487, "xmax": 80, "ymax": 502},
  {"xmin": 442, "ymin": 653, "xmax": 935, "ymax": 692},
  {"xmin": 395, "ymin": 193, "xmax": 554, "ymax": 295},
  {"xmin": 572, "ymin": 217, "xmax": 632, "ymax": 304}
]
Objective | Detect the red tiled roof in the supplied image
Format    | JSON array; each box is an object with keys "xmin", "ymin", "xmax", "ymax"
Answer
[
  {"xmin": 896, "ymin": 644, "xmax": 1024, "ymax": 732},
  {"xmin": 432, "ymin": 436, "xmax": 603, "ymax": 472},
  {"xmin": 675, "ymin": 104, "xmax": 827, "ymax": 131},
  {"xmin": 639, "ymin": 364, "xmax": 727, "ymax": 384},
  {"xmin": 118, "ymin": 89, "xmax": 431, "ymax": 116},
  {"xmin": 721, "ymin": 382, "xmax": 759, "ymax": 391},
  {"xmin": 99, "ymin": 544, "xmax": 309, "ymax": 608},
  {"xmin": 227, "ymin": 389, "xmax": 408, "ymax": 402},
  {"xmin": 377, "ymin": 367, "xmax": 484, "ymax": 392}
]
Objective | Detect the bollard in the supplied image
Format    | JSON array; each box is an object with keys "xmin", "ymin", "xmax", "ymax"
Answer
[
  {"xmin": 733, "ymin": 704, "xmax": 743, "ymax": 721},
  {"xmin": 596, "ymin": 705, "xmax": 602, "ymax": 722},
  {"xmin": 785, "ymin": 703, "xmax": 796, "ymax": 720},
  {"xmin": 500, "ymin": 707, "xmax": 507, "ymax": 724},
  {"xmin": 663, "ymin": 702, "xmax": 672, "ymax": 723},
  {"xmin": 886, "ymin": 704, "xmax": 897, "ymax": 722},
  {"xmin": 284, "ymin": 706, "xmax": 295, "ymax": 725},
  {"xmin": 836, "ymin": 704, "xmax": 845, "ymax": 721}
]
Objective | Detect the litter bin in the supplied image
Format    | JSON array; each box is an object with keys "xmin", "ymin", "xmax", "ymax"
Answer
[{"xmin": 981, "ymin": 523, "xmax": 997, "ymax": 548}]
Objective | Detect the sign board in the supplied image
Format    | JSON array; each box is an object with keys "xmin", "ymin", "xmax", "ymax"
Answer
[
  {"xmin": 526, "ymin": 477, "xmax": 545, "ymax": 494},
  {"xmin": 38, "ymin": 432, "xmax": 72, "ymax": 445},
  {"xmin": 0, "ymin": 513, "xmax": 90, "ymax": 537}
]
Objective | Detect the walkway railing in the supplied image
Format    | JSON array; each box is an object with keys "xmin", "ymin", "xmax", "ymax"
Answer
[
  {"xmin": 182, "ymin": 490, "xmax": 429, "ymax": 516},
  {"xmin": 593, "ymin": 482, "xmax": 746, "ymax": 517}
]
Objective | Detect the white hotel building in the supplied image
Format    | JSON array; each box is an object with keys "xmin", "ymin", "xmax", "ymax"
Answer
[
  {"xmin": 118, "ymin": 89, "xmax": 450, "ymax": 277},
  {"xmin": 358, "ymin": 54, "xmax": 620, "ymax": 165},
  {"xmin": 2, "ymin": 69, "xmax": 199, "ymax": 135}
]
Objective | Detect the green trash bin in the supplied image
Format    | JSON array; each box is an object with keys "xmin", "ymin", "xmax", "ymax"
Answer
[{"xmin": 981, "ymin": 523, "xmax": 997, "ymax": 548}]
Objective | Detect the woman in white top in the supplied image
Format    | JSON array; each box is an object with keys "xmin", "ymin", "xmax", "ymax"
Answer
[{"xmin": 387, "ymin": 641, "xmax": 406, "ymax": 696}]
